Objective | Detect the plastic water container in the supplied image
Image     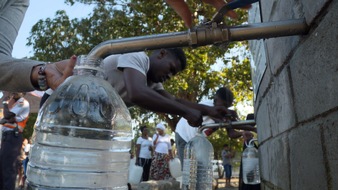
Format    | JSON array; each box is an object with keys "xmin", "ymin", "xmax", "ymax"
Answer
[
  {"xmin": 242, "ymin": 139, "xmax": 261, "ymax": 185},
  {"xmin": 169, "ymin": 157, "xmax": 182, "ymax": 178},
  {"xmin": 27, "ymin": 55, "xmax": 133, "ymax": 189},
  {"xmin": 211, "ymin": 160, "xmax": 223, "ymax": 179},
  {"xmin": 128, "ymin": 163, "xmax": 143, "ymax": 184},
  {"xmin": 182, "ymin": 133, "xmax": 214, "ymax": 190}
]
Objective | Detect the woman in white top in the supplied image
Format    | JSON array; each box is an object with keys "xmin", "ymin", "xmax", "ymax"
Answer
[
  {"xmin": 149, "ymin": 123, "xmax": 173, "ymax": 180},
  {"xmin": 135, "ymin": 126, "xmax": 153, "ymax": 181}
]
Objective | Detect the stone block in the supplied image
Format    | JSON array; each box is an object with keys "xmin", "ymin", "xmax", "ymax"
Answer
[
  {"xmin": 258, "ymin": 142, "xmax": 271, "ymax": 183},
  {"xmin": 289, "ymin": 1, "xmax": 338, "ymax": 122},
  {"xmin": 260, "ymin": 0, "xmax": 303, "ymax": 22},
  {"xmin": 259, "ymin": 134, "xmax": 290, "ymax": 189},
  {"xmin": 253, "ymin": 61, "xmax": 271, "ymax": 107},
  {"xmin": 266, "ymin": 68, "xmax": 296, "ymax": 136},
  {"xmin": 255, "ymin": 100, "xmax": 271, "ymax": 143},
  {"xmin": 259, "ymin": 0, "xmax": 304, "ymax": 75},
  {"xmin": 322, "ymin": 114, "xmax": 338, "ymax": 190},
  {"xmin": 265, "ymin": 35, "xmax": 301, "ymax": 75},
  {"xmin": 249, "ymin": 39, "xmax": 268, "ymax": 100},
  {"xmin": 248, "ymin": 3, "xmax": 261, "ymax": 24},
  {"xmin": 289, "ymin": 122, "xmax": 327, "ymax": 190},
  {"xmin": 300, "ymin": 0, "xmax": 331, "ymax": 24}
]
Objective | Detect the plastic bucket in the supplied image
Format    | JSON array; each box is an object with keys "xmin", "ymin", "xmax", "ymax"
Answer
[
  {"xmin": 169, "ymin": 158, "xmax": 182, "ymax": 178},
  {"xmin": 128, "ymin": 159, "xmax": 143, "ymax": 184}
]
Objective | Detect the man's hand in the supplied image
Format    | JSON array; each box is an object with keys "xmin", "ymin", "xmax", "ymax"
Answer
[
  {"xmin": 183, "ymin": 108, "xmax": 203, "ymax": 127},
  {"xmin": 165, "ymin": 0, "xmax": 252, "ymax": 28},
  {"xmin": 45, "ymin": 55, "xmax": 77, "ymax": 90},
  {"xmin": 243, "ymin": 131, "xmax": 254, "ymax": 141},
  {"xmin": 205, "ymin": 105, "xmax": 232, "ymax": 122},
  {"xmin": 165, "ymin": 0, "xmax": 192, "ymax": 28}
]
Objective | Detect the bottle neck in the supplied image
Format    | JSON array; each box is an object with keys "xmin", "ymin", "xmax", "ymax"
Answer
[{"xmin": 74, "ymin": 55, "xmax": 105, "ymax": 79}]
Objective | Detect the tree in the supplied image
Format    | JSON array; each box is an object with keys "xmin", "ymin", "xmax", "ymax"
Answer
[
  {"xmin": 27, "ymin": 0, "xmax": 254, "ymax": 150},
  {"xmin": 23, "ymin": 113, "xmax": 38, "ymax": 140}
]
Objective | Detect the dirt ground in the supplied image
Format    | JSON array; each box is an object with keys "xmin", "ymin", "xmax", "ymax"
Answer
[{"xmin": 217, "ymin": 177, "xmax": 239, "ymax": 190}]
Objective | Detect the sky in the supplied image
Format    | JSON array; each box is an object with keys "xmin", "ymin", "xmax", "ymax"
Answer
[{"xmin": 13, "ymin": 0, "xmax": 94, "ymax": 58}]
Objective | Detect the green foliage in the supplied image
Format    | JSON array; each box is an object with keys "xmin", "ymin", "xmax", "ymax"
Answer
[
  {"xmin": 23, "ymin": 113, "xmax": 37, "ymax": 140},
  {"xmin": 207, "ymin": 129, "xmax": 243, "ymax": 160},
  {"xmin": 27, "ymin": 0, "xmax": 253, "ymax": 150}
]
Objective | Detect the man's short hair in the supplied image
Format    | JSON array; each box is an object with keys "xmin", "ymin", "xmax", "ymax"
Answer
[
  {"xmin": 140, "ymin": 125, "xmax": 147, "ymax": 133},
  {"xmin": 216, "ymin": 87, "xmax": 234, "ymax": 107},
  {"xmin": 166, "ymin": 48, "xmax": 187, "ymax": 70}
]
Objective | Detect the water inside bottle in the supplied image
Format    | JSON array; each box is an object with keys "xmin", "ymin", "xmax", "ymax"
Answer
[
  {"xmin": 182, "ymin": 134, "xmax": 213, "ymax": 190},
  {"xmin": 27, "ymin": 57, "xmax": 132, "ymax": 189},
  {"xmin": 242, "ymin": 158, "xmax": 260, "ymax": 184}
]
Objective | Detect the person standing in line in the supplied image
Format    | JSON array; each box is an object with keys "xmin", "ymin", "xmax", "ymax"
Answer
[
  {"xmin": 149, "ymin": 123, "xmax": 173, "ymax": 180},
  {"xmin": 170, "ymin": 139, "xmax": 177, "ymax": 158},
  {"xmin": 0, "ymin": 92, "xmax": 30, "ymax": 190},
  {"xmin": 17, "ymin": 138, "xmax": 28, "ymax": 189},
  {"xmin": 21, "ymin": 138, "xmax": 31, "ymax": 189},
  {"xmin": 135, "ymin": 126, "xmax": 153, "ymax": 181},
  {"xmin": 222, "ymin": 143, "xmax": 235, "ymax": 187}
]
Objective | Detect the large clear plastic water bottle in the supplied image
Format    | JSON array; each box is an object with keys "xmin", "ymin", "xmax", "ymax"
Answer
[
  {"xmin": 27, "ymin": 55, "xmax": 133, "ymax": 189},
  {"xmin": 242, "ymin": 139, "xmax": 261, "ymax": 185},
  {"xmin": 182, "ymin": 133, "xmax": 213, "ymax": 190}
]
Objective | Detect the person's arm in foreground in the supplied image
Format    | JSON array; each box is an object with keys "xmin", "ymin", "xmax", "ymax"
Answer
[
  {"xmin": 0, "ymin": 56, "xmax": 76, "ymax": 92},
  {"xmin": 0, "ymin": 1, "xmax": 76, "ymax": 92}
]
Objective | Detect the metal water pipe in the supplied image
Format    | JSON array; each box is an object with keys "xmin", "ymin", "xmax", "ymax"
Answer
[
  {"xmin": 197, "ymin": 120, "xmax": 256, "ymax": 134},
  {"xmin": 88, "ymin": 19, "xmax": 308, "ymax": 59}
]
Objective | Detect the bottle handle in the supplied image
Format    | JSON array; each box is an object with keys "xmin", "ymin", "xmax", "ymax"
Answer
[{"xmin": 245, "ymin": 138, "xmax": 257, "ymax": 147}]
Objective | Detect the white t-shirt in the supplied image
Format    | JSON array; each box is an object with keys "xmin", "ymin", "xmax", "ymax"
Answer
[
  {"xmin": 24, "ymin": 143, "xmax": 31, "ymax": 153},
  {"xmin": 2, "ymin": 97, "xmax": 30, "ymax": 132},
  {"xmin": 152, "ymin": 134, "xmax": 172, "ymax": 154},
  {"xmin": 175, "ymin": 100, "xmax": 215, "ymax": 142},
  {"xmin": 103, "ymin": 52, "xmax": 164, "ymax": 107},
  {"xmin": 136, "ymin": 136, "xmax": 153, "ymax": 159},
  {"xmin": 10, "ymin": 97, "xmax": 30, "ymax": 122}
]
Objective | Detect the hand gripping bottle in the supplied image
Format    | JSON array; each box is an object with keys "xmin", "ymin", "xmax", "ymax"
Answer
[
  {"xmin": 182, "ymin": 133, "xmax": 214, "ymax": 190},
  {"xmin": 242, "ymin": 139, "xmax": 261, "ymax": 185},
  {"xmin": 27, "ymin": 55, "xmax": 132, "ymax": 189}
]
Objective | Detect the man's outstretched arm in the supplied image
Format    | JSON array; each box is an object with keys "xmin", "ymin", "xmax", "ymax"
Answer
[
  {"xmin": 158, "ymin": 90, "xmax": 231, "ymax": 122},
  {"xmin": 123, "ymin": 68, "xmax": 203, "ymax": 126}
]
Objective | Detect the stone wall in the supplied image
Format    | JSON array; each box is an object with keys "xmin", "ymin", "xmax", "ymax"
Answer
[{"xmin": 248, "ymin": 0, "xmax": 337, "ymax": 189}]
